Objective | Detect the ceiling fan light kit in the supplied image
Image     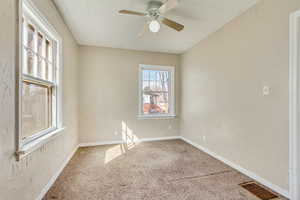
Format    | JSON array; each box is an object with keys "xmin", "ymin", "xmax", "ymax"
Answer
[
  {"xmin": 149, "ymin": 20, "xmax": 160, "ymax": 33},
  {"xmin": 119, "ymin": 0, "xmax": 184, "ymax": 35}
]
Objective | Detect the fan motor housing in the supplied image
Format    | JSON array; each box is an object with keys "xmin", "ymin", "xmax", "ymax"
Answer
[
  {"xmin": 147, "ymin": 1, "xmax": 162, "ymax": 19},
  {"xmin": 148, "ymin": 1, "xmax": 163, "ymax": 11}
]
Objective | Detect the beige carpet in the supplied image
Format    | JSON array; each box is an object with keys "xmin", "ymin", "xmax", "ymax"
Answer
[{"xmin": 44, "ymin": 140, "xmax": 286, "ymax": 200}]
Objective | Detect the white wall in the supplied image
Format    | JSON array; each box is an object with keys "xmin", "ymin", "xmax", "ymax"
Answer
[
  {"xmin": 0, "ymin": 0, "xmax": 79, "ymax": 199},
  {"xmin": 180, "ymin": 0, "xmax": 300, "ymax": 191},
  {"xmin": 79, "ymin": 46, "xmax": 180, "ymax": 143}
]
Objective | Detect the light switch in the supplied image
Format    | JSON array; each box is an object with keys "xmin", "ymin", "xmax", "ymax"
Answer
[{"xmin": 263, "ymin": 86, "xmax": 271, "ymax": 96}]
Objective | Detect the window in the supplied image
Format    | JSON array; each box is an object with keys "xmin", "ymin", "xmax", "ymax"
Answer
[
  {"xmin": 17, "ymin": 1, "xmax": 63, "ymax": 157},
  {"xmin": 138, "ymin": 65, "xmax": 175, "ymax": 118}
]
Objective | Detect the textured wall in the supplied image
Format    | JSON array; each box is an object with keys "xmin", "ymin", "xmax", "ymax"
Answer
[
  {"xmin": 180, "ymin": 0, "xmax": 300, "ymax": 191},
  {"xmin": 79, "ymin": 46, "xmax": 180, "ymax": 143},
  {"xmin": 0, "ymin": 0, "xmax": 79, "ymax": 199}
]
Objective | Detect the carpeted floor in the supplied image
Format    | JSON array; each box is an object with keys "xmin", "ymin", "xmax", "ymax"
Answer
[{"xmin": 44, "ymin": 139, "xmax": 286, "ymax": 200}]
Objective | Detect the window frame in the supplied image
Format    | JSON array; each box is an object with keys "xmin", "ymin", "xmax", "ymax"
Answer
[
  {"xmin": 16, "ymin": 0, "xmax": 64, "ymax": 160},
  {"xmin": 138, "ymin": 64, "xmax": 176, "ymax": 119}
]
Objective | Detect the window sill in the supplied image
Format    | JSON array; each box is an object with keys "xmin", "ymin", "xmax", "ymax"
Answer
[
  {"xmin": 137, "ymin": 115, "xmax": 177, "ymax": 120},
  {"xmin": 16, "ymin": 127, "xmax": 66, "ymax": 161}
]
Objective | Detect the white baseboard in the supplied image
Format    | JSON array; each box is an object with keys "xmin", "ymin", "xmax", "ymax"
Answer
[
  {"xmin": 36, "ymin": 144, "xmax": 79, "ymax": 200},
  {"xmin": 79, "ymin": 136, "xmax": 181, "ymax": 147},
  {"xmin": 138, "ymin": 136, "xmax": 181, "ymax": 142},
  {"xmin": 79, "ymin": 140, "xmax": 124, "ymax": 147},
  {"xmin": 180, "ymin": 136, "xmax": 290, "ymax": 199}
]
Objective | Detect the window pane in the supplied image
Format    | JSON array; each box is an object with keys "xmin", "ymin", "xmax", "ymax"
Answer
[
  {"xmin": 143, "ymin": 70, "xmax": 168, "ymax": 91},
  {"xmin": 159, "ymin": 71, "xmax": 169, "ymax": 92},
  {"xmin": 37, "ymin": 33, "xmax": 44, "ymax": 56},
  {"xmin": 27, "ymin": 24, "xmax": 35, "ymax": 50},
  {"xmin": 37, "ymin": 58, "xmax": 46, "ymax": 79},
  {"xmin": 143, "ymin": 92, "xmax": 169, "ymax": 114},
  {"xmin": 46, "ymin": 40, "xmax": 53, "ymax": 62},
  {"xmin": 46, "ymin": 40, "xmax": 54, "ymax": 82},
  {"xmin": 37, "ymin": 33, "xmax": 47, "ymax": 80},
  {"xmin": 45, "ymin": 62, "xmax": 49, "ymax": 81},
  {"xmin": 21, "ymin": 82, "xmax": 51, "ymax": 140},
  {"xmin": 142, "ymin": 70, "xmax": 170, "ymax": 115},
  {"xmin": 24, "ymin": 49, "xmax": 36, "ymax": 76},
  {"xmin": 47, "ymin": 62, "xmax": 53, "ymax": 82}
]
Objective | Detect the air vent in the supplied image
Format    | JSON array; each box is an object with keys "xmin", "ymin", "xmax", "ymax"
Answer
[{"xmin": 239, "ymin": 182, "xmax": 279, "ymax": 200}]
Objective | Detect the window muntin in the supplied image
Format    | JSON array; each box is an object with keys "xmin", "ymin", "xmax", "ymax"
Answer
[
  {"xmin": 139, "ymin": 65, "xmax": 175, "ymax": 117},
  {"xmin": 20, "ymin": 9, "xmax": 58, "ymax": 145}
]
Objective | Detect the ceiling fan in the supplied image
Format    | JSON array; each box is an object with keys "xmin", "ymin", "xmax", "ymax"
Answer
[{"xmin": 118, "ymin": 0, "xmax": 184, "ymax": 34}]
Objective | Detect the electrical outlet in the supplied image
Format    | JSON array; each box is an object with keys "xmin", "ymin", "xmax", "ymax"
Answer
[{"xmin": 263, "ymin": 86, "xmax": 271, "ymax": 96}]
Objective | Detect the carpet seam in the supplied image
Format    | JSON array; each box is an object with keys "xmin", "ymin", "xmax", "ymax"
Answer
[{"xmin": 168, "ymin": 169, "xmax": 234, "ymax": 182}]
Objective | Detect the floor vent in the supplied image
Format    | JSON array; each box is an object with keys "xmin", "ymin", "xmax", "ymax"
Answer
[{"xmin": 239, "ymin": 182, "xmax": 278, "ymax": 200}]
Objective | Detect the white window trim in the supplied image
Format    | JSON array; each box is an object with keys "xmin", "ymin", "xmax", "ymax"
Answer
[
  {"xmin": 15, "ymin": 0, "xmax": 64, "ymax": 160},
  {"xmin": 138, "ymin": 64, "xmax": 176, "ymax": 119}
]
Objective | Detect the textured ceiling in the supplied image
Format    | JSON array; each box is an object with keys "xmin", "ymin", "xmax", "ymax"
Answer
[{"xmin": 53, "ymin": 0, "xmax": 259, "ymax": 54}]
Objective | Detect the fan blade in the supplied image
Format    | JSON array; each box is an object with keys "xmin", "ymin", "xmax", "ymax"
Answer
[
  {"xmin": 119, "ymin": 10, "xmax": 146, "ymax": 16},
  {"xmin": 162, "ymin": 18, "xmax": 184, "ymax": 31},
  {"xmin": 159, "ymin": 0, "xmax": 178, "ymax": 14}
]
